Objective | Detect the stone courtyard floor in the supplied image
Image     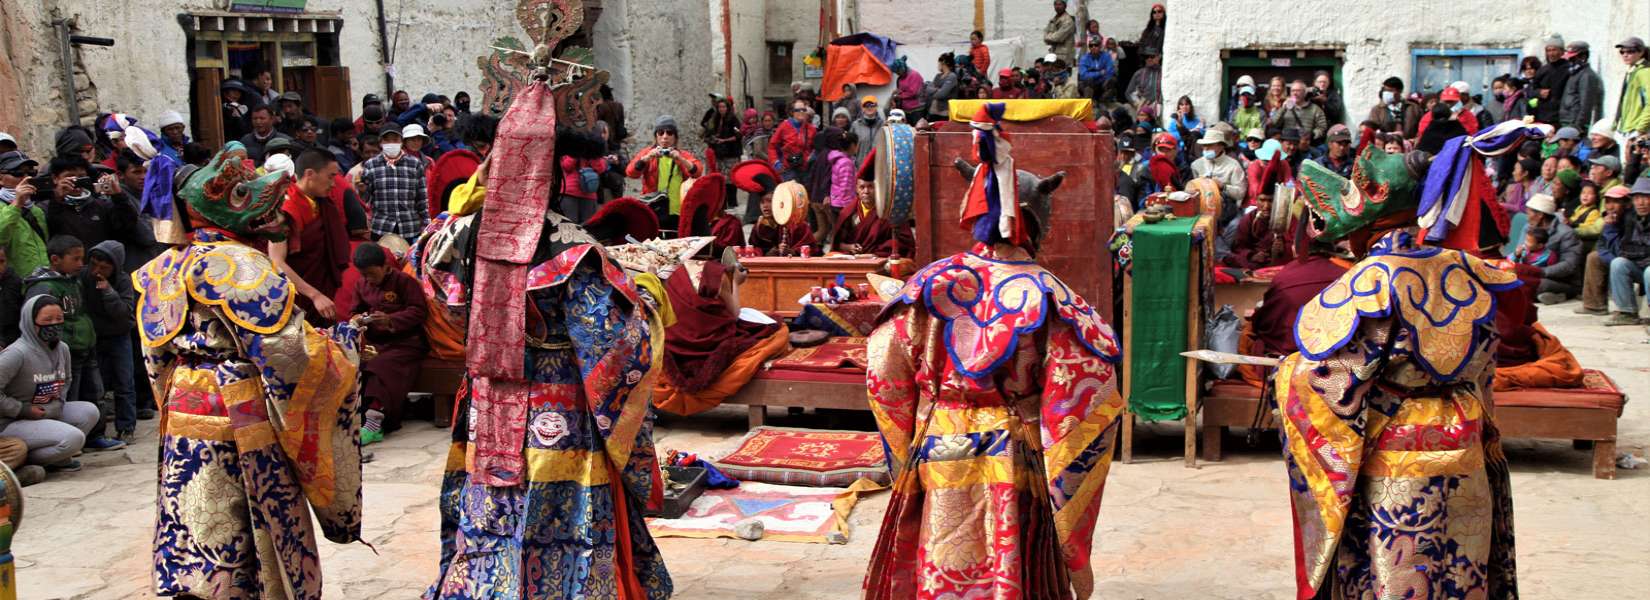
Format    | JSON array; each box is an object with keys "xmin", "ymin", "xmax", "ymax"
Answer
[{"xmin": 11, "ymin": 303, "xmax": 1650, "ymax": 599}]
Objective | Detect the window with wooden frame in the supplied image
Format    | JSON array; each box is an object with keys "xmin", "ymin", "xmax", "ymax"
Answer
[{"xmin": 768, "ymin": 42, "xmax": 793, "ymax": 85}]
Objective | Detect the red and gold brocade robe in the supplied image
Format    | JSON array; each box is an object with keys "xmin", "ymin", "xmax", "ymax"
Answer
[
  {"xmin": 863, "ymin": 243, "xmax": 1124, "ymax": 600},
  {"xmin": 1277, "ymin": 231, "xmax": 1519, "ymax": 600}
]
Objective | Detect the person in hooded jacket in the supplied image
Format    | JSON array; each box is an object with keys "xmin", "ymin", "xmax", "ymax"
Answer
[
  {"xmin": 83, "ymin": 241, "xmax": 137, "ymax": 441},
  {"xmin": 0, "ymin": 295, "xmax": 97, "ymax": 471}
]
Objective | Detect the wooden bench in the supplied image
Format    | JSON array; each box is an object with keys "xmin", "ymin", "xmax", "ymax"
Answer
[
  {"xmin": 412, "ymin": 357, "xmax": 466, "ymax": 428},
  {"xmin": 1199, "ymin": 370, "xmax": 1629, "ymax": 479},
  {"xmin": 721, "ymin": 369, "xmax": 868, "ymax": 429}
]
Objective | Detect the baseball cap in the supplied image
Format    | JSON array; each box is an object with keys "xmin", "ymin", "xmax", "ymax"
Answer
[
  {"xmin": 401, "ymin": 123, "xmax": 428, "ymax": 139},
  {"xmin": 1279, "ymin": 127, "xmax": 1303, "ymax": 142},
  {"xmin": 1044, "ymin": 53, "xmax": 1058, "ymax": 63},
  {"xmin": 363, "ymin": 93, "xmax": 383, "ymax": 106},
  {"xmin": 1616, "ymin": 37, "xmax": 1646, "ymax": 52},
  {"xmin": 263, "ymin": 136, "xmax": 294, "ymax": 155},
  {"xmin": 860, "ymin": 95, "xmax": 878, "ymax": 106},
  {"xmin": 1439, "ymin": 86, "xmax": 1461, "ymax": 102},
  {"xmin": 1245, "ymin": 128, "xmax": 1264, "ymax": 141},
  {"xmin": 1589, "ymin": 154, "xmax": 1621, "ymax": 173},
  {"xmin": 0, "ymin": 151, "xmax": 37, "ymax": 173},
  {"xmin": 362, "ymin": 104, "xmax": 386, "ymax": 122},
  {"xmin": 1554, "ymin": 126, "xmax": 1582, "ymax": 141},
  {"xmin": 278, "ymin": 91, "xmax": 303, "ymax": 104},
  {"xmin": 1327, "ymin": 125, "xmax": 1352, "ymax": 143},
  {"xmin": 1603, "ymin": 184, "xmax": 1632, "ymax": 199},
  {"xmin": 0, "ymin": 132, "xmax": 14, "ymax": 147},
  {"xmin": 1563, "ymin": 40, "xmax": 1590, "ymax": 59},
  {"xmin": 1634, "ymin": 177, "xmax": 1650, "ymax": 196}
]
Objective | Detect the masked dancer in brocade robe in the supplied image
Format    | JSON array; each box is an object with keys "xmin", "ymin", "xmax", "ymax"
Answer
[
  {"xmin": 139, "ymin": 142, "xmax": 366, "ymax": 599},
  {"xmin": 862, "ymin": 103, "xmax": 1125, "ymax": 600},
  {"xmin": 425, "ymin": 72, "xmax": 671, "ymax": 599},
  {"xmin": 1277, "ymin": 122, "xmax": 1547, "ymax": 600}
]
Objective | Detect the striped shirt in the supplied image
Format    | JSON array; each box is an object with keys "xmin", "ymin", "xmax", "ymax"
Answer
[{"xmin": 360, "ymin": 153, "xmax": 429, "ymax": 239}]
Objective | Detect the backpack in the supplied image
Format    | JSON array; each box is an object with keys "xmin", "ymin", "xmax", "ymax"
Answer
[{"xmin": 578, "ymin": 166, "xmax": 600, "ymax": 193}]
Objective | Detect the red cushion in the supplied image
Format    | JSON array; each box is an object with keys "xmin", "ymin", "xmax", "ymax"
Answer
[{"xmin": 1494, "ymin": 369, "xmax": 1626, "ymax": 414}]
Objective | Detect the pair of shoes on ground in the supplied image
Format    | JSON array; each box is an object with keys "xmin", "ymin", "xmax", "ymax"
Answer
[
  {"xmin": 1573, "ymin": 304, "xmax": 1610, "ymax": 315},
  {"xmin": 115, "ymin": 430, "xmax": 138, "ymax": 444},
  {"xmin": 1536, "ymin": 292, "xmax": 1570, "ymax": 305},
  {"xmin": 137, "ymin": 408, "xmax": 157, "ymax": 420},
  {"xmin": 47, "ymin": 459, "xmax": 82, "ymax": 473}
]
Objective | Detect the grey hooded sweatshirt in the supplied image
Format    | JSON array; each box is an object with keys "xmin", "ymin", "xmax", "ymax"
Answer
[{"xmin": 0, "ymin": 295, "xmax": 73, "ymax": 430}]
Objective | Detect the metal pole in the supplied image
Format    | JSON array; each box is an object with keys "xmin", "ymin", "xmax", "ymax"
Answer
[{"xmin": 53, "ymin": 19, "xmax": 79, "ymax": 126}]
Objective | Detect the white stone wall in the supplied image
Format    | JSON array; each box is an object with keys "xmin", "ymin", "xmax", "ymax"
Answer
[
  {"xmin": 1161, "ymin": 0, "xmax": 1650, "ymax": 129},
  {"xmin": 857, "ymin": 0, "xmax": 1157, "ymax": 58}
]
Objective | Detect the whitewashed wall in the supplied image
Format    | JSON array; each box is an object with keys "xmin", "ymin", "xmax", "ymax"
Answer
[{"xmin": 1162, "ymin": 0, "xmax": 1650, "ymax": 129}]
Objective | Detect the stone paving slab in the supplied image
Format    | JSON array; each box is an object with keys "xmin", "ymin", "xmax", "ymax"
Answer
[{"xmin": 11, "ymin": 303, "xmax": 1648, "ymax": 599}]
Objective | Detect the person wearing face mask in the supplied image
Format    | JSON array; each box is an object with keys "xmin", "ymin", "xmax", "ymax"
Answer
[
  {"xmin": 1190, "ymin": 129, "xmax": 1246, "ymax": 211},
  {"xmin": 1416, "ymin": 85, "xmax": 1480, "ymax": 139},
  {"xmin": 0, "ymin": 295, "xmax": 98, "ymax": 474},
  {"xmin": 359, "ymin": 126, "xmax": 430, "ymax": 239},
  {"xmin": 453, "ymin": 90, "xmax": 472, "ymax": 115},
  {"xmin": 1367, "ymin": 76, "xmax": 1423, "ymax": 138},
  {"xmin": 0, "ymin": 151, "xmax": 49, "ymax": 278}
]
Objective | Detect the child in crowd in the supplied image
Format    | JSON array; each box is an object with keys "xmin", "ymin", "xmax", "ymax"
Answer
[
  {"xmin": 349, "ymin": 242, "xmax": 427, "ymax": 444},
  {"xmin": 83, "ymin": 241, "xmax": 137, "ymax": 442},
  {"xmin": 1515, "ymin": 227, "xmax": 1555, "ymax": 269},
  {"xmin": 0, "ymin": 295, "xmax": 98, "ymax": 472},
  {"xmin": 23, "ymin": 235, "xmax": 123, "ymax": 451}
]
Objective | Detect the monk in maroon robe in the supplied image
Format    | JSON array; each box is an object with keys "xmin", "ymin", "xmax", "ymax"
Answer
[
  {"xmin": 274, "ymin": 152, "xmax": 353, "ymax": 326},
  {"xmin": 831, "ymin": 155, "xmax": 914, "ymax": 257},
  {"xmin": 1225, "ymin": 193, "xmax": 1293, "ymax": 270},
  {"xmin": 1239, "ymin": 249, "xmax": 1351, "ymax": 385},
  {"xmin": 749, "ymin": 193, "xmax": 817, "ymax": 256},
  {"xmin": 349, "ymin": 242, "xmax": 428, "ymax": 434}
]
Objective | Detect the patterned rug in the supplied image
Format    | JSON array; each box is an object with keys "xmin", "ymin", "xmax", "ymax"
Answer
[
  {"xmin": 714, "ymin": 426, "xmax": 889, "ymax": 486},
  {"xmin": 792, "ymin": 300, "xmax": 883, "ymax": 337},
  {"xmin": 645, "ymin": 480, "xmax": 881, "ymax": 544},
  {"xmin": 765, "ymin": 338, "xmax": 868, "ymax": 374}
]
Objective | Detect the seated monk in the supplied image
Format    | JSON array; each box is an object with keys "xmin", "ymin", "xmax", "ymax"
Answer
[
  {"xmin": 652, "ymin": 258, "xmax": 790, "ymax": 415},
  {"xmin": 1238, "ymin": 242, "xmax": 1352, "ymax": 386},
  {"xmin": 830, "ymin": 149, "xmax": 914, "ymax": 257},
  {"xmin": 349, "ymin": 243, "xmax": 428, "ymax": 437},
  {"xmin": 1489, "ymin": 260, "xmax": 1585, "ymax": 390},
  {"xmin": 733, "ymin": 159, "xmax": 816, "ymax": 256},
  {"xmin": 678, "ymin": 173, "xmax": 745, "ymax": 253},
  {"xmin": 1224, "ymin": 192, "xmax": 1293, "ymax": 269}
]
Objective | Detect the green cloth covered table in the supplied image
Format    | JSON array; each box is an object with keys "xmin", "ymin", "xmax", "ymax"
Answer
[{"xmin": 1128, "ymin": 218, "xmax": 1197, "ymax": 421}]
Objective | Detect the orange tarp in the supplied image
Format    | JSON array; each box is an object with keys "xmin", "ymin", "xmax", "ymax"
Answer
[{"xmin": 819, "ymin": 45, "xmax": 892, "ymax": 102}]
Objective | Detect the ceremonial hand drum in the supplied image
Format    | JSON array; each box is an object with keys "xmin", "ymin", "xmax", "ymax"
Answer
[
  {"xmin": 772, "ymin": 181, "xmax": 806, "ymax": 226},
  {"xmin": 874, "ymin": 123, "xmax": 916, "ymax": 224}
]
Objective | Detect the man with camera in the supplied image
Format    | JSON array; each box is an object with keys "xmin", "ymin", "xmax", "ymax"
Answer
[
  {"xmin": 0, "ymin": 151, "xmax": 50, "ymax": 277},
  {"xmin": 625, "ymin": 115, "xmax": 703, "ymax": 220}
]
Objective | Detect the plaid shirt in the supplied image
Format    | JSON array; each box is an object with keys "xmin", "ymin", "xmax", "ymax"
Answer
[{"xmin": 361, "ymin": 153, "xmax": 429, "ymax": 239}]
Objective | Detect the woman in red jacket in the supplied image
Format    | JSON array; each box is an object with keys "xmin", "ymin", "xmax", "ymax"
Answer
[
  {"xmin": 625, "ymin": 115, "xmax": 702, "ymax": 216},
  {"xmin": 770, "ymin": 100, "xmax": 816, "ymax": 182}
]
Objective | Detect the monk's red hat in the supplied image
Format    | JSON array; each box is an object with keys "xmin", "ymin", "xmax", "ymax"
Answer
[
  {"xmin": 426, "ymin": 149, "xmax": 480, "ymax": 218},
  {"xmin": 583, "ymin": 196, "xmax": 660, "ymax": 245},
  {"xmin": 678, "ymin": 173, "xmax": 726, "ymax": 237},
  {"xmin": 729, "ymin": 159, "xmax": 778, "ymax": 195}
]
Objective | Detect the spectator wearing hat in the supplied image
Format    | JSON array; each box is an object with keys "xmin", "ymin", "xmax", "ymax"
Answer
[
  {"xmin": 399, "ymin": 123, "xmax": 434, "ymax": 160},
  {"xmin": 354, "ymin": 99, "xmax": 388, "ymax": 137},
  {"xmin": 0, "ymin": 151, "xmax": 48, "ymax": 278},
  {"xmin": 275, "ymin": 91, "xmax": 308, "ymax": 137},
  {"xmin": 1190, "ymin": 128, "xmax": 1246, "ymax": 207},
  {"xmin": 849, "ymin": 95, "xmax": 884, "ymax": 164},
  {"xmin": 1599, "ymin": 177, "xmax": 1650, "ymax": 325},
  {"xmin": 155, "ymin": 111, "xmax": 189, "ymax": 160},
  {"xmin": 1416, "ymin": 84, "xmax": 1480, "ymax": 139},
  {"xmin": 1586, "ymin": 119, "xmax": 1623, "ymax": 162},
  {"xmin": 1589, "ymin": 154, "xmax": 1623, "ymax": 193},
  {"xmin": 220, "ymin": 79, "xmax": 255, "ymax": 141},
  {"xmin": 1276, "ymin": 127, "xmax": 1308, "ymax": 173},
  {"xmin": 1616, "ymin": 37, "xmax": 1650, "ymax": 138},
  {"xmin": 1126, "ymin": 46, "xmax": 1163, "ymax": 112},
  {"xmin": 1576, "ymin": 184, "xmax": 1634, "ymax": 314},
  {"xmin": 625, "ymin": 115, "xmax": 703, "ymax": 216},
  {"xmin": 1550, "ymin": 126, "xmax": 1586, "ymax": 160},
  {"xmin": 0, "ymin": 133, "xmax": 15, "ymax": 155},
  {"xmin": 359, "ymin": 125, "xmax": 430, "ymax": 239},
  {"xmin": 1231, "ymin": 80, "xmax": 1263, "ymax": 137},
  {"xmin": 1368, "ymin": 76, "xmax": 1423, "ymax": 138},
  {"xmin": 1115, "ymin": 134, "xmax": 1146, "ymax": 205},
  {"xmin": 1560, "ymin": 41, "xmax": 1605, "ymax": 131},
  {"xmin": 1267, "ymin": 80, "xmax": 1328, "ymax": 147},
  {"xmin": 238, "ymin": 105, "xmax": 292, "ymax": 164},
  {"xmin": 1147, "ymin": 131, "xmax": 1182, "ymax": 193},
  {"xmin": 1312, "ymin": 125, "xmax": 1356, "ymax": 178},
  {"xmin": 1522, "ymin": 192, "xmax": 1585, "ymax": 303},
  {"xmin": 992, "ymin": 68, "xmax": 1028, "ymax": 100},
  {"xmin": 1532, "ymin": 35, "xmax": 1571, "ymax": 125}
]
